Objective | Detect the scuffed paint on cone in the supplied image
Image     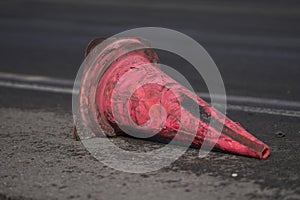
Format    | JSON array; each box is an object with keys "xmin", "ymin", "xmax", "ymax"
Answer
[{"xmin": 75, "ymin": 37, "xmax": 270, "ymax": 159}]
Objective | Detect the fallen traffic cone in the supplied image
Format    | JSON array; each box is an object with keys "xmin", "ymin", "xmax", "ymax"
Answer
[{"xmin": 74, "ymin": 37, "xmax": 270, "ymax": 159}]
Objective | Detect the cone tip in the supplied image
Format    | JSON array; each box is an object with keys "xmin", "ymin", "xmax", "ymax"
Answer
[{"xmin": 260, "ymin": 145, "xmax": 270, "ymax": 159}]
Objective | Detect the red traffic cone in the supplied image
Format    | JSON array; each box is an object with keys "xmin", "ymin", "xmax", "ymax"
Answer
[{"xmin": 75, "ymin": 37, "xmax": 270, "ymax": 159}]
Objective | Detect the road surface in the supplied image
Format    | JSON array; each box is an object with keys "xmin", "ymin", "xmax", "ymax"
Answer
[{"xmin": 0, "ymin": 0, "xmax": 300, "ymax": 199}]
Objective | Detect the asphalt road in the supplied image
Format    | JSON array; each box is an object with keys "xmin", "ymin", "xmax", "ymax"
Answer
[{"xmin": 0, "ymin": 0, "xmax": 300, "ymax": 199}]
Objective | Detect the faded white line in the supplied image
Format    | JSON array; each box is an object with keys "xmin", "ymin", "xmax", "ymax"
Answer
[
  {"xmin": 1, "ymin": 72, "xmax": 300, "ymax": 118},
  {"xmin": 198, "ymin": 93, "xmax": 300, "ymax": 109},
  {"xmin": 0, "ymin": 81, "xmax": 75, "ymax": 94},
  {"xmin": 227, "ymin": 105, "xmax": 300, "ymax": 118},
  {"xmin": 0, "ymin": 72, "xmax": 74, "ymax": 86}
]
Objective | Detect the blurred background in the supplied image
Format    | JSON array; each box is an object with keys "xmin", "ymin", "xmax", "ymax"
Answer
[{"xmin": 1, "ymin": 0, "xmax": 300, "ymax": 100}]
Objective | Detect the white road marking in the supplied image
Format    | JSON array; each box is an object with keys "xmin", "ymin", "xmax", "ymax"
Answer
[
  {"xmin": 198, "ymin": 93, "xmax": 300, "ymax": 109},
  {"xmin": 0, "ymin": 81, "xmax": 75, "ymax": 94},
  {"xmin": 227, "ymin": 105, "xmax": 300, "ymax": 118},
  {"xmin": 0, "ymin": 72, "xmax": 74, "ymax": 86},
  {"xmin": 0, "ymin": 72, "xmax": 300, "ymax": 117}
]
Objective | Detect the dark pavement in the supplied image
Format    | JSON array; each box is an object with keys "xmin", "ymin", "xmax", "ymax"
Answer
[{"xmin": 0, "ymin": 0, "xmax": 300, "ymax": 199}]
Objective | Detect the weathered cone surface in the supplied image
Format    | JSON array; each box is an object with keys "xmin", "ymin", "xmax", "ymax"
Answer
[{"xmin": 76, "ymin": 37, "xmax": 270, "ymax": 159}]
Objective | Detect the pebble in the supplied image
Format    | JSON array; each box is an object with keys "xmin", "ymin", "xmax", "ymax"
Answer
[
  {"xmin": 275, "ymin": 131, "xmax": 285, "ymax": 138},
  {"xmin": 231, "ymin": 173, "xmax": 238, "ymax": 177}
]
